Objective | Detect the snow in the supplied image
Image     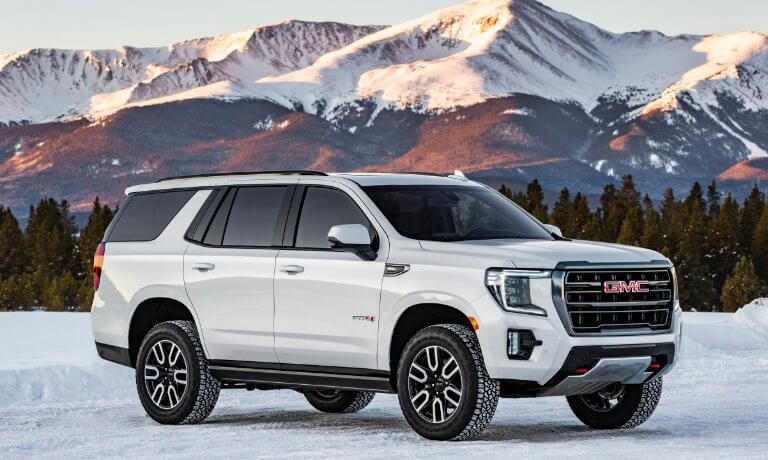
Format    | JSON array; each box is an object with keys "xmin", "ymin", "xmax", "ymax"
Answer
[
  {"xmin": 501, "ymin": 108, "xmax": 533, "ymax": 116},
  {"xmin": 2, "ymin": 0, "xmax": 768, "ymax": 133},
  {"xmin": 1, "ymin": 306, "xmax": 768, "ymax": 457},
  {"xmin": 0, "ymin": 22, "xmax": 381, "ymax": 124}
]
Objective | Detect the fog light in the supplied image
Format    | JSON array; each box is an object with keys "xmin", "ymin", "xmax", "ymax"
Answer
[{"xmin": 507, "ymin": 329, "xmax": 542, "ymax": 360}]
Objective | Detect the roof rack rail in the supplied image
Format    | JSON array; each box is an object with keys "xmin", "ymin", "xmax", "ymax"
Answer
[
  {"xmin": 395, "ymin": 171, "xmax": 447, "ymax": 177},
  {"xmin": 155, "ymin": 170, "xmax": 327, "ymax": 182}
]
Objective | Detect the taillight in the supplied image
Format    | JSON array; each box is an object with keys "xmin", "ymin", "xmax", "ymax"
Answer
[{"xmin": 93, "ymin": 243, "xmax": 105, "ymax": 290}]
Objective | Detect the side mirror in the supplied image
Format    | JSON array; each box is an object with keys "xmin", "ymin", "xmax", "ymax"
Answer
[
  {"xmin": 327, "ymin": 224, "xmax": 376, "ymax": 260},
  {"xmin": 543, "ymin": 224, "xmax": 563, "ymax": 238}
]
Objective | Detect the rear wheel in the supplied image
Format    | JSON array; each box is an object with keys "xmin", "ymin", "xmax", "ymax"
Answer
[
  {"xmin": 567, "ymin": 378, "xmax": 663, "ymax": 429},
  {"xmin": 136, "ymin": 320, "xmax": 220, "ymax": 424},
  {"xmin": 304, "ymin": 390, "xmax": 375, "ymax": 413},
  {"xmin": 397, "ymin": 324, "xmax": 499, "ymax": 440}
]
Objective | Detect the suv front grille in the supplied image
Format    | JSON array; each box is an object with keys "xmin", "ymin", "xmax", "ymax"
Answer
[{"xmin": 563, "ymin": 269, "xmax": 673, "ymax": 334}]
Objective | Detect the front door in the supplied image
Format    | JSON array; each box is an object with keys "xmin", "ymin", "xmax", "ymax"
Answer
[{"xmin": 274, "ymin": 185, "xmax": 385, "ymax": 369}]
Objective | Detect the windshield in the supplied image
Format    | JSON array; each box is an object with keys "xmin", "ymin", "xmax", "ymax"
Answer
[{"xmin": 363, "ymin": 185, "xmax": 553, "ymax": 242}]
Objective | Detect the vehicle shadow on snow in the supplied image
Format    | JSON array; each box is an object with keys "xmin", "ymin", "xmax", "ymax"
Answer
[
  {"xmin": 478, "ymin": 423, "xmax": 670, "ymax": 443},
  {"xmin": 202, "ymin": 409, "xmax": 412, "ymax": 432},
  {"xmin": 200, "ymin": 408, "xmax": 669, "ymax": 442}
]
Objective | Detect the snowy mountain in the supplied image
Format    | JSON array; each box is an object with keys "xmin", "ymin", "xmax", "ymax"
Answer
[
  {"xmin": 0, "ymin": 0, "xmax": 767, "ymax": 213},
  {"xmin": 0, "ymin": 21, "xmax": 382, "ymax": 125}
]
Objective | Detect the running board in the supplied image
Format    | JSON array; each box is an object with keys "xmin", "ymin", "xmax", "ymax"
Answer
[{"xmin": 209, "ymin": 362, "xmax": 394, "ymax": 393}]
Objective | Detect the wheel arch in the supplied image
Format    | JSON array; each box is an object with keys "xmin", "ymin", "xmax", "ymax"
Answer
[
  {"xmin": 128, "ymin": 297, "xmax": 197, "ymax": 367},
  {"xmin": 386, "ymin": 302, "xmax": 475, "ymax": 388}
]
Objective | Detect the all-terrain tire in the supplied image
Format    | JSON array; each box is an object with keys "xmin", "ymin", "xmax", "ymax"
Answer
[
  {"xmin": 397, "ymin": 324, "xmax": 500, "ymax": 441},
  {"xmin": 567, "ymin": 377, "xmax": 663, "ymax": 429},
  {"xmin": 135, "ymin": 320, "xmax": 220, "ymax": 424},
  {"xmin": 304, "ymin": 390, "xmax": 376, "ymax": 413}
]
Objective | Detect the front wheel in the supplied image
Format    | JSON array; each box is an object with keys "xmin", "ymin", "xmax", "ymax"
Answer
[
  {"xmin": 397, "ymin": 324, "xmax": 499, "ymax": 441},
  {"xmin": 566, "ymin": 378, "xmax": 663, "ymax": 429},
  {"xmin": 135, "ymin": 320, "xmax": 220, "ymax": 424}
]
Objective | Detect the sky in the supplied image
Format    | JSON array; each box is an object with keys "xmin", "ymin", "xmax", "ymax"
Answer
[{"xmin": 1, "ymin": 0, "xmax": 766, "ymax": 54}]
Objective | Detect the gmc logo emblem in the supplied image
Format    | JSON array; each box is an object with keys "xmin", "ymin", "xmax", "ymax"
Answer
[{"xmin": 603, "ymin": 280, "xmax": 650, "ymax": 294}]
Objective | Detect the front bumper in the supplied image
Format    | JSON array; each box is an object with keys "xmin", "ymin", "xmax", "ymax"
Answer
[{"xmin": 473, "ymin": 277, "xmax": 682, "ymax": 388}]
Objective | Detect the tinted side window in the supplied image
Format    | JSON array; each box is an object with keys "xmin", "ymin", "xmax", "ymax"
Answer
[
  {"xmin": 106, "ymin": 190, "xmax": 195, "ymax": 242},
  {"xmin": 221, "ymin": 186, "xmax": 290, "ymax": 246},
  {"xmin": 202, "ymin": 188, "xmax": 235, "ymax": 246},
  {"xmin": 295, "ymin": 187, "xmax": 372, "ymax": 249}
]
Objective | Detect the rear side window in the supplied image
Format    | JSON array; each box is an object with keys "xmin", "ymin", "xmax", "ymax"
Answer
[
  {"xmin": 106, "ymin": 190, "xmax": 195, "ymax": 242},
  {"xmin": 294, "ymin": 187, "xmax": 373, "ymax": 249},
  {"xmin": 222, "ymin": 186, "xmax": 291, "ymax": 246}
]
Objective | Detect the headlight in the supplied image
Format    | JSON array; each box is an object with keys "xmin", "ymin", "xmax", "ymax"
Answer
[
  {"xmin": 671, "ymin": 266, "xmax": 681, "ymax": 310},
  {"xmin": 485, "ymin": 269, "xmax": 550, "ymax": 316}
]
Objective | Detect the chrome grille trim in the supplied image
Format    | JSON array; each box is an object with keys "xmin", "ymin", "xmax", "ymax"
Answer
[{"xmin": 550, "ymin": 262, "xmax": 676, "ymax": 337}]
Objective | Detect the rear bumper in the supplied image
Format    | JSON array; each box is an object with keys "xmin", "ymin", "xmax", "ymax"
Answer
[{"xmin": 95, "ymin": 342, "xmax": 132, "ymax": 367}]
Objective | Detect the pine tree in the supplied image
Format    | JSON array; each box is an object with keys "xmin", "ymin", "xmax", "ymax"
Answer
[
  {"xmin": 617, "ymin": 216, "xmax": 639, "ymax": 245},
  {"xmin": 721, "ymin": 256, "xmax": 765, "ymax": 313},
  {"xmin": 712, "ymin": 195, "xmax": 742, "ymax": 303},
  {"xmin": 550, "ymin": 188, "xmax": 572, "ymax": 235},
  {"xmin": 0, "ymin": 276, "xmax": 19, "ymax": 311},
  {"xmin": 752, "ymin": 206, "xmax": 768, "ymax": 282},
  {"xmin": 77, "ymin": 197, "xmax": 115, "ymax": 310},
  {"xmin": 597, "ymin": 183, "xmax": 619, "ymax": 241},
  {"xmin": 659, "ymin": 187, "xmax": 678, "ymax": 247},
  {"xmin": 523, "ymin": 180, "xmax": 548, "ymax": 222},
  {"xmin": 498, "ymin": 184, "xmax": 513, "ymax": 199},
  {"xmin": 25, "ymin": 198, "xmax": 78, "ymax": 276},
  {"xmin": 739, "ymin": 186, "xmax": 766, "ymax": 254},
  {"xmin": 672, "ymin": 183, "xmax": 718, "ymax": 311},
  {"xmin": 0, "ymin": 207, "xmax": 26, "ymax": 278},
  {"xmin": 640, "ymin": 196, "xmax": 663, "ymax": 251},
  {"xmin": 570, "ymin": 193, "xmax": 593, "ymax": 239},
  {"xmin": 42, "ymin": 272, "xmax": 81, "ymax": 312},
  {"xmin": 24, "ymin": 198, "xmax": 78, "ymax": 307},
  {"xmin": 706, "ymin": 180, "xmax": 721, "ymax": 217}
]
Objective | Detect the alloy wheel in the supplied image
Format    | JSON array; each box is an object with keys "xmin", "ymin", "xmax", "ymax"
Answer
[
  {"xmin": 143, "ymin": 339, "xmax": 188, "ymax": 410},
  {"xmin": 407, "ymin": 345, "xmax": 463, "ymax": 424}
]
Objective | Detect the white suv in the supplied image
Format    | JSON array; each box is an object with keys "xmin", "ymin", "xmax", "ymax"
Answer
[{"xmin": 91, "ymin": 171, "xmax": 682, "ymax": 440}]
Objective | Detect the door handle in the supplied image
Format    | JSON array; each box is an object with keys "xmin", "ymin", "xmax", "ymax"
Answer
[
  {"xmin": 192, "ymin": 263, "xmax": 215, "ymax": 272},
  {"xmin": 279, "ymin": 265, "xmax": 304, "ymax": 274}
]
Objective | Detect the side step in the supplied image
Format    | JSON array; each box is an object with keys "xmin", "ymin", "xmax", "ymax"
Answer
[{"xmin": 209, "ymin": 361, "xmax": 394, "ymax": 393}]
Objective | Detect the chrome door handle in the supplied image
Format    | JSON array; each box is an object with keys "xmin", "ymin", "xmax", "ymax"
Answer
[
  {"xmin": 279, "ymin": 265, "xmax": 304, "ymax": 274},
  {"xmin": 192, "ymin": 263, "xmax": 215, "ymax": 272}
]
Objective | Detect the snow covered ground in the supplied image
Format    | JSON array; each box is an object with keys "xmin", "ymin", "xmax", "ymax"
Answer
[{"xmin": 1, "ymin": 305, "xmax": 767, "ymax": 459}]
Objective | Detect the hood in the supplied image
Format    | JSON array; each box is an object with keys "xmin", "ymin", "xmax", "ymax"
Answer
[{"xmin": 419, "ymin": 238, "xmax": 669, "ymax": 270}]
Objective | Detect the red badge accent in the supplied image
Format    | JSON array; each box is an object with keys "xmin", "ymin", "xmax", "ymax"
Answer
[{"xmin": 603, "ymin": 280, "xmax": 650, "ymax": 294}]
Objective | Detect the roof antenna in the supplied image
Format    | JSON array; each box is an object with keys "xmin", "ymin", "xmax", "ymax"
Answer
[{"xmin": 452, "ymin": 170, "xmax": 467, "ymax": 179}]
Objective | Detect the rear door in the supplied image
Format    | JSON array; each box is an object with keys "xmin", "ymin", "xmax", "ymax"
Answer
[
  {"xmin": 184, "ymin": 183, "xmax": 295, "ymax": 363},
  {"xmin": 273, "ymin": 183, "xmax": 387, "ymax": 369}
]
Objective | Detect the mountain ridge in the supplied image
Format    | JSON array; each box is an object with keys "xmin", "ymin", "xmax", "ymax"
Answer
[{"xmin": 0, "ymin": 0, "xmax": 766, "ymax": 214}]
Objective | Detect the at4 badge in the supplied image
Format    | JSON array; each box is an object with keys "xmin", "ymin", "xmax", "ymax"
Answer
[{"xmin": 352, "ymin": 315, "xmax": 376, "ymax": 322}]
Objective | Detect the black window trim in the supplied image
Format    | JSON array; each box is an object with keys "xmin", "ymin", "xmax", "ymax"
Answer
[
  {"xmin": 185, "ymin": 184, "xmax": 297, "ymax": 250},
  {"xmin": 185, "ymin": 188, "xmax": 223, "ymax": 242},
  {"xmin": 283, "ymin": 184, "xmax": 380, "ymax": 253},
  {"xmin": 104, "ymin": 187, "xmax": 202, "ymax": 243}
]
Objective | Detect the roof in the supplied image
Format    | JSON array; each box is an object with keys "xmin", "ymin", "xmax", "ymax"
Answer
[{"xmin": 125, "ymin": 172, "xmax": 475, "ymax": 194}]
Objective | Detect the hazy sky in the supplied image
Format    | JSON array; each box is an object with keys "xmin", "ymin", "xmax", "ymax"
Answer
[{"xmin": 1, "ymin": 0, "xmax": 766, "ymax": 54}]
